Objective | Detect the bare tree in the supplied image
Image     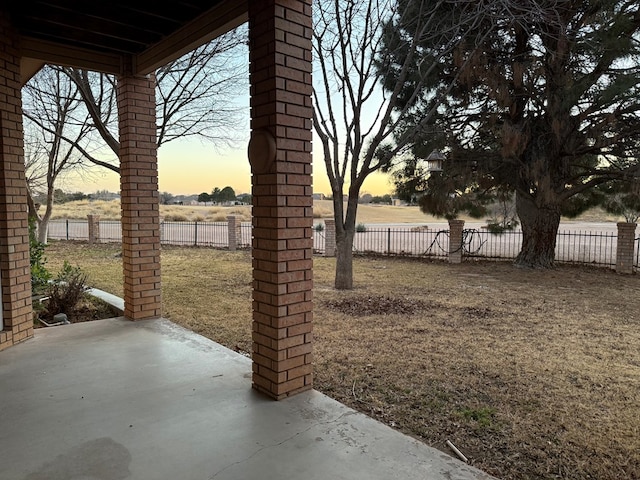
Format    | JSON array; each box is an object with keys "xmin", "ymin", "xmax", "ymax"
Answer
[
  {"xmin": 22, "ymin": 67, "xmax": 93, "ymax": 243},
  {"xmin": 313, "ymin": 0, "xmax": 490, "ymax": 289},
  {"xmin": 22, "ymin": 28, "xmax": 248, "ymax": 242},
  {"xmin": 59, "ymin": 27, "xmax": 249, "ymax": 173}
]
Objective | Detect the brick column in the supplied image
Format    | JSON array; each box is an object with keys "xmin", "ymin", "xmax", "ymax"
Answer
[
  {"xmin": 248, "ymin": 0, "xmax": 313, "ymax": 400},
  {"xmin": 227, "ymin": 215, "xmax": 241, "ymax": 251},
  {"xmin": 117, "ymin": 73, "xmax": 161, "ymax": 320},
  {"xmin": 0, "ymin": 13, "xmax": 33, "ymax": 350},
  {"xmin": 616, "ymin": 222, "xmax": 637, "ymax": 274},
  {"xmin": 87, "ymin": 214, "xmax": 100, "ymax": 244},
  {"xmin": 324, "ymin": 218, "xmax": 336, "ymax": 257},
  {"xmin": 448, "ymin": 219, "xmax": 465, "ymax": 264}
]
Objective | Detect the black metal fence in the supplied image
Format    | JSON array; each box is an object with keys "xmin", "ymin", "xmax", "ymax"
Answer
[
  {"xmin": 321, "ymin": 225, "xmax": 637, "ymax": 270},
  {"xmin": 47, "ymin": 219, "xmax": 638, "ymax": 271}
]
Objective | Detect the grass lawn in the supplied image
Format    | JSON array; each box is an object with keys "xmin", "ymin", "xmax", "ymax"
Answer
[{"xmin": 43, "ymin": 241, "xmax": 639, "ymax": 480}]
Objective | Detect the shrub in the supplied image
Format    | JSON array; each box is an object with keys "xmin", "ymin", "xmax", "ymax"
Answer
[
  {"xmin": 163, "ymin": 214, "xmax": 189, "ymax": 222},
  {"xmin": 314, "ymin": 223, "xmax": 325, "ymax": 232},
  {"xmin": 44, "ymin": 261, "xmax": 88, "ymax": 321},
  {"xmin": 356, "ymin": 223, "xmax": 367, "ymax": 233},
  {"xmin": 486, "ymin": 219, "xmax": 519, "ymax": 234}
]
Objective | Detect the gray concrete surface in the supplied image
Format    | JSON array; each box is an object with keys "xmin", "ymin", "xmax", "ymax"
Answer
[{"xmin": 0, "ymin": 317, "xmax": 497, "ymax": 480}]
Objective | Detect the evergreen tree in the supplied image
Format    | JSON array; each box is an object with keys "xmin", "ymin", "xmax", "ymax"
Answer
[{"xmin": 384, "ymin": 0, "xmax": 640, "ymax": 267}]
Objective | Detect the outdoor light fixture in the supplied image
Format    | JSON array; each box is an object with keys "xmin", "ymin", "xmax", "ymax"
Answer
[{"xmin": 426, "ymin": 149, "xmax": 445, "ymax": 172}]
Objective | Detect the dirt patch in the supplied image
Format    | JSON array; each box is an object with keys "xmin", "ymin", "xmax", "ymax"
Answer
[
  {"xmin": 324, "ymin": 294, "xmax": 432, "ymax": 316},
  {"xmin": 34, "ymin": 293, "xmax": 121, "ymax": 328}
]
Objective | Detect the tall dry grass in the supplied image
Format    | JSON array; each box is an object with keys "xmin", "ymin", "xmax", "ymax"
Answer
[
  {"xmin": 51, "ymin": 200, "xmax": 254, "ymax": 222},
  {"xmin": 49, "ymin": 198, "xmax": 619, "ymax": 225},
  {"xmin": 50, "ymin": 199, "xmax": 432, "ymax": 224}
]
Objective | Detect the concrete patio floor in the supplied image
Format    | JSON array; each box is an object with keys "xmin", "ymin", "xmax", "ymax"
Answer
[{"xmin": 0, "ymin": 317, "xmax": 497, "ymax": 480}]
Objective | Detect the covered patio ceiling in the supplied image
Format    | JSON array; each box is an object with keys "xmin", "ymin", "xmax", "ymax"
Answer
[{"xmin": 6, "ymin": 0, "xmax": 248, "ymax": 80}]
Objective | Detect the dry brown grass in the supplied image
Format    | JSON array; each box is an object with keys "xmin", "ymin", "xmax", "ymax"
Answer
[
  {"xmin": 43, "ymin": 241, "xmax": 639, "ymax": 480},
  {"xmin": 50, "ymin": 200, "xmax": 254, "ymax": 222}
]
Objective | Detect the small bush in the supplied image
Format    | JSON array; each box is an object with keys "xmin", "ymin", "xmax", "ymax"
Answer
[
  {"xmin": 356, "ymin": 223, "xmax": 367, "ymax": 233},
  {"xmin": 44, "ymin": 261, "xmax": 88, "ymax": 321},
  {"xmin": 486, "ymin": 219, "xmax": 519, "ymax": 234},
  {"xmin": 163, "ymin": 214, "xmax": 189, "ymax": 222},
  {"xmin": 314, "ymin": 223, "xmax": 325, "ymax": 232}
]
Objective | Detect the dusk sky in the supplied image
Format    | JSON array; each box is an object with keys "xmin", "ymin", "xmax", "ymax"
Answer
[{"xmin": 67, "ymin": 134, "xmax": 395, "ymax": 198}]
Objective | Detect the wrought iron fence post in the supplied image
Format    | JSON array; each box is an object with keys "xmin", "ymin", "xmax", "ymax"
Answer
[
  {"xmin": 194, "ymin": 221, "xmax": 198, "ymax": 247},
  {"xmin": 65, "ymin": 219, "xmax": 69, "ymax": 240},
  {"xmin": 387, "ymin": 228, "xmax": 391, "ymax": 255}
]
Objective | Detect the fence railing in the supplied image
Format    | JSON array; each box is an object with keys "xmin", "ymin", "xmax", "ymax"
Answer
[{"xmin": 46, "ymin": 219, "xmax": 638, "ymax": 271}]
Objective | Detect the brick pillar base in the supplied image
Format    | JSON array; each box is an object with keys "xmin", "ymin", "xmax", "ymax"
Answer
[
  {"xmin": 0, "ymin": 13, "xmax": 33, "ymax": 351},
  {"xmin": 249, "ymin": 0, "xmax": 314, "ymax": 400},
  {"xmin": 324, "ymin": 218, "xmax": 336, "ymax": 257},
  {"xmin": 117, "ymin": 73, "xmax": 161, "ymax": 320},
  {"xmin": 88, "ymin": 215, "xmax": 100, "ymax": 244},
  {"xmin": 616, "ymin": 222, "xmax": 637, "ymax": 274},
  {"xmin": 448, "ymin": 219, "xmax": 465, "ymax": 264}
]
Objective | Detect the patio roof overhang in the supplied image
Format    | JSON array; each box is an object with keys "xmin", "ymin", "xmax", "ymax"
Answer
[{"xmin": 4, "ymin": 0, "xmax": 248, "ymax": 81}]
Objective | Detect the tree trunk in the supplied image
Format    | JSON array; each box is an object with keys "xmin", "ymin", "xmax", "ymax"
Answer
[
  {"xmin": 37, "ymin": 218, "xmax": 50, "ymax": 244},
  {"xmin": 514, "ymin": 191, "xmax": 561, "ymax": 268},
  {"xmin": 334, "ymin": 227, "xmax": 355, "ymax": 289},
  {"xmin": 37, "ymin": 188, "xmax": 55, "ymax": 244}
]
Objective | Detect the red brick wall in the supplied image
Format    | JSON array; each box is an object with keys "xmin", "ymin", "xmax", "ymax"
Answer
[
  {"xmin": 0, "ymin": 12, "xmax": 33, "ymax": 350},
  {"xmin": 616, "ymin": 222, "xmax": 637, "ymax": 274},
  {"xmin": 117, "ymin": 74, "xmax": 161, "ymax": 320},
  {"xmin": 448, "ymin": 219, "xmax": 465, "ymax": 264},
  {"xmin": 249, "ymin": 0, "xmax": 314, "ymax": 399}
]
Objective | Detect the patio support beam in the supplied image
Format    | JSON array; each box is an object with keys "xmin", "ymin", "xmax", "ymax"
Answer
[
  {"xmin": 117, "ymin": 72, "xmax": 162, "ymax": 321},
  {"xmin": 248, "ymin": 0, "xmax": 314, "ymax": 399},
  {"xmin": 0, "ymin": 12, "xmax": 33, "ymax": 351}
]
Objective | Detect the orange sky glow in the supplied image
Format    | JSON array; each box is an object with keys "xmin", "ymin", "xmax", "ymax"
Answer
[{"xmin": 67, "ymin": 136, "xmax": 395, "ymax": 198}]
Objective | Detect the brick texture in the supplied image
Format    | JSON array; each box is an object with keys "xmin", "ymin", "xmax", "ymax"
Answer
[
  {"xmin": 0, "ymin": 12, "xmax": 34, "ymax": 350},
  {"xmin": 117, "ymin": 74, "xmax": 162, "ymax": 320},
  {"xmin": 448, "ymin": 219, "xmax": 465, "ymax": 264},
  {"xmin": 616, "ymin": 222, "xmax": 637, "ymax": 275},
  {"xmin": 249, "ymin": 0, "xmax": 314, "ymax": 400},
  {"xmin": 87, "ymin": 214, "xmax": 100, "ymax": 244},
  {"xmin": 227, "ymin": 215, "xmax": 241, "ymax": 251},
  {"xmin": 323, "ymin": 218, "xmax": 336, "ymax": 257}
]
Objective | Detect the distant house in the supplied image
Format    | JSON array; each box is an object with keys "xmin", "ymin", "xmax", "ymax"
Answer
[{"xmin": 312, "ymin": 193, "xmax": 326, "ymax": 200}]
